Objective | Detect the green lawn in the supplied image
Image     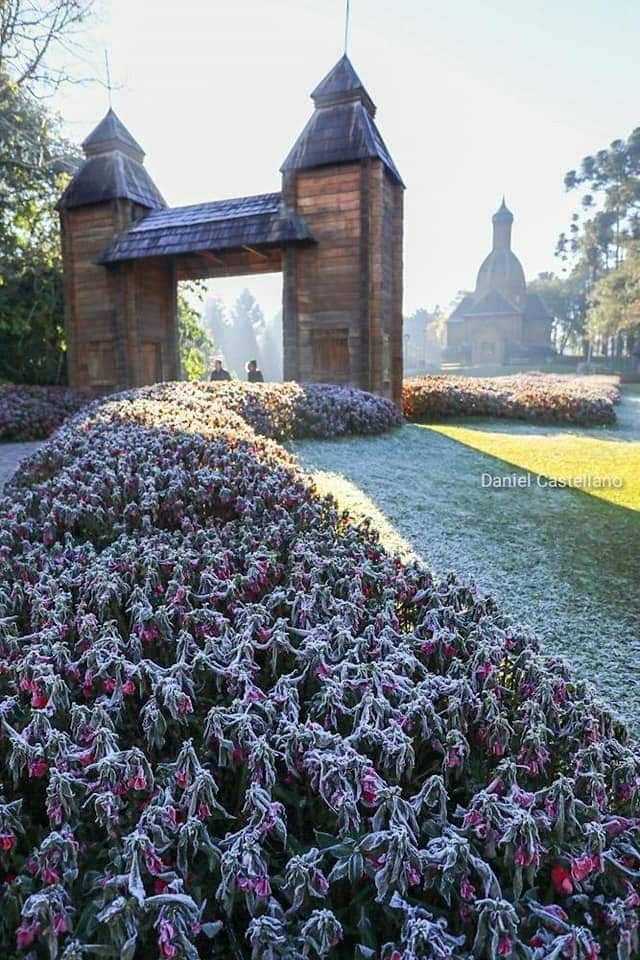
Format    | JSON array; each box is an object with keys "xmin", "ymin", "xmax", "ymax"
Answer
[{"xmin": 291, "ymin": 387, "xmax": 640, "ymax": 727}]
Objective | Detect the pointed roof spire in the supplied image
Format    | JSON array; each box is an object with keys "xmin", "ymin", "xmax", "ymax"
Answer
[
  {"xmin": 282, "ymin": 55, "xmax": 402, "ymax": 185},
  {"xmin": 492, "ymin": 196, "xmax": 514, "ymax": 225},
  {"xmin": 57, "ymin": 108, "xmax": 164, "ymax": 211},
  {"xmin": 311, "ymin": 54, "xmax": 376, "ymax": 116},
  {"xmin": 82, "ymin": 108, "xmax": 145, "ymax": 162}
]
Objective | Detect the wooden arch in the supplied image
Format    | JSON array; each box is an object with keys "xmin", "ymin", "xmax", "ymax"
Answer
[{"xmin": 58, "ymin": 55, "xmax": 405, "ymax": 403}]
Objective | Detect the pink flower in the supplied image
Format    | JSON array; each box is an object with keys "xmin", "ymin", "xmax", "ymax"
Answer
[
  {"xmin": 158, "ymin": 918, "xmax": 177, "ymax": 957},
  {"xmin": 551, "ymin": 864, "xmax": 573, "ymax": 895},
  {"xmin": 571, "ymin": 853, "xmax": 602, "ymax": 883},
  {"xmin": 31, "ymin": 689, "xmax": 49, "ymax": 709},
  {"xmin": 460, "ymin": 875, "xmax": 476, "ymax": 900},
  {"xmin": 175, "ymin": 769, "xmax": 189, "ymax": 788},
  {"xmin": 406, "ymin": 865, "xmax": 421, "ymax": 886},
  {"xmin": 498, "ymin": 934, "xmax": 513, "ymax": 956},
  {"xmin": 254, "ymin": 875, "xmax": 271, "ymax": 897},
  {"xmin": 129, "ymin": 768, "xmax": 148, "ymax": 791},
  {"xmin": 360, "ymin": 767, "xmax": 382, "ymax": 805},
  {"xmin": 52, "ymin": 914, "xmax": 68, "ymax": 935},
  {"xmin": 16, "ymin": 922, "xmax": 41, "ymax": 949},
  {"xmin": 178, "ymin": 693, "xmax": 193, "ymax": 714},
  {"xmin": 515, "ymin": 844, "xmax": 538, "ymax": 867},
  {"xmin": 122, "ymin": 679, "xmax": 136, "ymax": 695},
  {"xmin": 42, "ymin": 865, "xmax": 60, "ymax": 885},
  {"xmin": 0, "ymin": 834, "xmax": 15, "ymax": 852},
  {"xmin": 28, "ymin": 759, "xmax": 48, "ymax": 778},
  {"xmin": 145, "ymin": 851, "xmax": 164, "ymax": 876}
]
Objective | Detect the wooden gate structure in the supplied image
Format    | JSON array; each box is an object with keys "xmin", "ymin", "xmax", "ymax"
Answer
[{"xmin": 58, "ymin": 55, "xmax": 405, "ymax": 403}]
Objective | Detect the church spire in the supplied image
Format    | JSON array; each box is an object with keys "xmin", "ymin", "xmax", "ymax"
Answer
[
  {"xmin": 492, "ymin": 197, "xmax": 513, "ymax": 249},
  {"xmin": 310, "ymin": 54, "xmax": 376, "ymax": 116},
  {"xmin": 82, "ymin": 108, "xmax": 145, "ymax": 162}
]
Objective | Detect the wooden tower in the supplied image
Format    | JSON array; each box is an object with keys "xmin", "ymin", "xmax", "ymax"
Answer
[
  {"xmin": 57, "ymin": 109, "xmax": 179, "ymax": 390},
  {"xmin": 281, "ymin": 55, "xmax": 405, "ymax": 404}
]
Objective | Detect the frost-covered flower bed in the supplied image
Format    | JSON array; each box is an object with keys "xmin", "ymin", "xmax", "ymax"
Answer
[
  {"xmin": 403, "ymin": 374, "xmax": 620, "ymax": 426},
  {"xmin": 110, "ymin": 380, "xmax": 403, "ymax": 440},
  {"xmin": 0, "ymin": 386, "xmax": 94, "ymax": 442},
  {"xmin": 0, "ymin": 389, "xmax": 638, "ymax": 959}
]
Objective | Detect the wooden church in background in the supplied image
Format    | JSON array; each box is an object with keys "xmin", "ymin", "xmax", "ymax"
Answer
[{"xmin": 58, "ymin": 55, "xmax": 405, "ymax": 404}]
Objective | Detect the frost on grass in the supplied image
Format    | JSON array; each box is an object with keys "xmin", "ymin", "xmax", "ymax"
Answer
[{"xmin": 0, "ymin": 385, "xmax": 638, "ymax": 958}]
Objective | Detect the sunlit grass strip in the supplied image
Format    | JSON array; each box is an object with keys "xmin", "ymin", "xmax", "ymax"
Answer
[{"xmin": 422, "ymin": 423, "xmax": 640, "ymax": 510}]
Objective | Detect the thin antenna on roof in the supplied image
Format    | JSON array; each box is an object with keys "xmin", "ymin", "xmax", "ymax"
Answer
[
  {"xmin": 344, "ymin": 0, "xmax": 351, "ymax": 55},
  {"xmin": 104, "ymin": 49, "xmax": 113, "ymax": 109}
]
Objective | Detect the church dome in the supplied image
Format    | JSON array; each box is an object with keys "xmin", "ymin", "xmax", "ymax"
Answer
[
  {"xmin": 475, "ymin": 248, "xmax": 526, "ymax": 306},
  {"xmin": 474, "ymin": 198, "xmax": 526, "ymax": 308}
]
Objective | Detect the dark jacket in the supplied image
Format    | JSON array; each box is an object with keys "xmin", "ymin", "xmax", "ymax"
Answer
[
  {"xmin": 247, "ymin": 369, "xmax": 264, "ymax": 383},
  {"xmin": 210, "ymin": 368, "xmax": 231, "ymax": 381}
]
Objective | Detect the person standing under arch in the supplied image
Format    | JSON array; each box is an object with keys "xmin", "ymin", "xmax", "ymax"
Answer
[
  {"xmin": 246, "ymin": 359, "xmax": 264, "ymax": 383},
  {"xmin": 210, "ymin": 358, "xmax": 231, "ymax": 381}
]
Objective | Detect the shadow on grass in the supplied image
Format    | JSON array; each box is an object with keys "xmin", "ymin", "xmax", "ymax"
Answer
[{"xmin": 293, "ymin": 423, "xmax": 640, "ymax": 726}]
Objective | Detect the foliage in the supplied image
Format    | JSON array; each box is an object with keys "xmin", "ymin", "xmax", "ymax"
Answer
[
  {"xmin": 0, "ymin": 72, "xmax": 78, "ymax": 383},
  {"xmin": 0, "ymin": 0, "xmax": 95, "ymax": 92},
  {"xmin": 178, "ymin": 295, "xmax": 216, "ymax": 382},
  {"xmin": 111, "ymin": 380, "xmax": 403, "ymax": 441},
  {"xmin": 0, "ymin": 385, "xmax": 93, "ymax": 440},
  {"xmin": 587, "ymin": 244, "xmax": 640, "ymax": 343},
  {"xmin": 0, "ymin": 385, "xmax": 638, "ymax": 958},
  {"xmin": 403, "ymin": 374, "xmax": 620, "ymax": 426},
  {"xmin": 558, "ymin": 127, "xmax": 640, "ymax": 279},
  {"xmin": 528, "ymin": 273, "xmax": 589, "ymax": 357},
  {"xmin": 404, "ymin": 308, "xmax": 442, "ymax": 372}
]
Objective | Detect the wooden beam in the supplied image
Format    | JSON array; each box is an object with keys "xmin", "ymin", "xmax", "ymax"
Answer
[
  {"xmin": 199, "ymin": 250, "xmax": 224, "ymax": 265},
  {"xmin": 242, "ymin": 245, "xmax": 269, "ymax": 261}
]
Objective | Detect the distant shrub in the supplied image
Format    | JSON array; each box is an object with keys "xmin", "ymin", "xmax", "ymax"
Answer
[
  {"xmin": 0, "ymin": 386, "xmax": 638, "ymax": 959},
  {"xmin": 0, "ymin": 386, "xmax": 94, "ymax": 441},
  {"xmin": 403, "ymin": 373, "xmax": 620, "ymax": 426}
]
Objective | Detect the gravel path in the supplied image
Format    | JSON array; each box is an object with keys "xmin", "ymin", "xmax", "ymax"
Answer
[{"xmin": 0, "ymin": 442, "xmax": 42, "ymax": 491}]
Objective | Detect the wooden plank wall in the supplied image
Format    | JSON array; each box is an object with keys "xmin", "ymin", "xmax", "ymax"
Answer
[
  {"xmin": 288, "ymin": 164, "xmax": 364, "ymax": 384},
  {"xmin": 62, "ymin": 204, "xmax": 123, "ymax": 389},
  {"xmin": 134, "ymin": 258, "xmax": 179, "ymax": 383},
  {"xmin": 284, "ymin": 159, "xmax": 403, "ymax": 403}
]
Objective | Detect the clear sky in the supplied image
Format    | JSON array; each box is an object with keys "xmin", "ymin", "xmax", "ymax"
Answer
[{"xmin": 53, "ymin": 0, "xmax": 640, "ymax": 320}]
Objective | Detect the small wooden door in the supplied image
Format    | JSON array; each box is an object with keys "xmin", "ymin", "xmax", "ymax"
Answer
[
  {"xmin": 311, "ymin": 328, "xmax": 350, "ymax": 382},
  {"xmin": 142, "ymin": 341, "xmax": 162, "ymax": 385}
]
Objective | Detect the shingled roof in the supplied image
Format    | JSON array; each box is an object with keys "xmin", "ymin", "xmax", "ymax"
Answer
[
  {"xmin": 282, "ymin": 55, "xmax": 404, "ymax": 186},
  {"xmin": 100, "ymin": 192, "xmax": 313, "ymax": 263},
  {"xmin": 82, "ymin": 108, "xmax": 145, "ymax": 161},
  {"xmin": 464, "ymin": 289, "xmax": 519, "ymax": 317},
  {"xmin": 57, "ymin": 109, "xmax": 165, "ymax": 211},
  {"xmin": 311, "ymin": 54, "xmax": 377, "ymax": 115}
]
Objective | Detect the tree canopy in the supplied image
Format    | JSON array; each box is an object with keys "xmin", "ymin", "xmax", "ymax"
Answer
[{"xmin": 0, "ymin": 0, "xmax": 94, "ymax": 383}]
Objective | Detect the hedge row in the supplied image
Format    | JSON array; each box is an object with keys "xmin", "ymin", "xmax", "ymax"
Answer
[
  {"xmin": 0, "ymin": 387, "xmax": 95, "ymax": 442},
  {"xmin": 403, "ymin": 374, "xmax": 620, "ymax": 426},
  {"xmin": 0, "ymin": 382, "xmax": 402, "ymax": 445},
  {"xmin": 115, "ymin": 381, "xmax": 403, "ymax": 440},
  {"xmin": 0, "ymin": 385, "xmax": 637, "ymax": 959}
]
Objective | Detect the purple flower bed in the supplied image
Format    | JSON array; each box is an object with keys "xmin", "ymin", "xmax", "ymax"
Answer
[
  {"xmin": 0, "ymin": 390, "xmax": 638, "ymax": 959},
  {"xmin": 106, "ymin": 380, "xmax": 403, "ymax": 441},
  {"xmin": 0, "ymin": 386, "xmax": 94, "ymax": 442},
  {"xmin": 403, "ymin": 374, "xmax": 620, "ymax": 426}
]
